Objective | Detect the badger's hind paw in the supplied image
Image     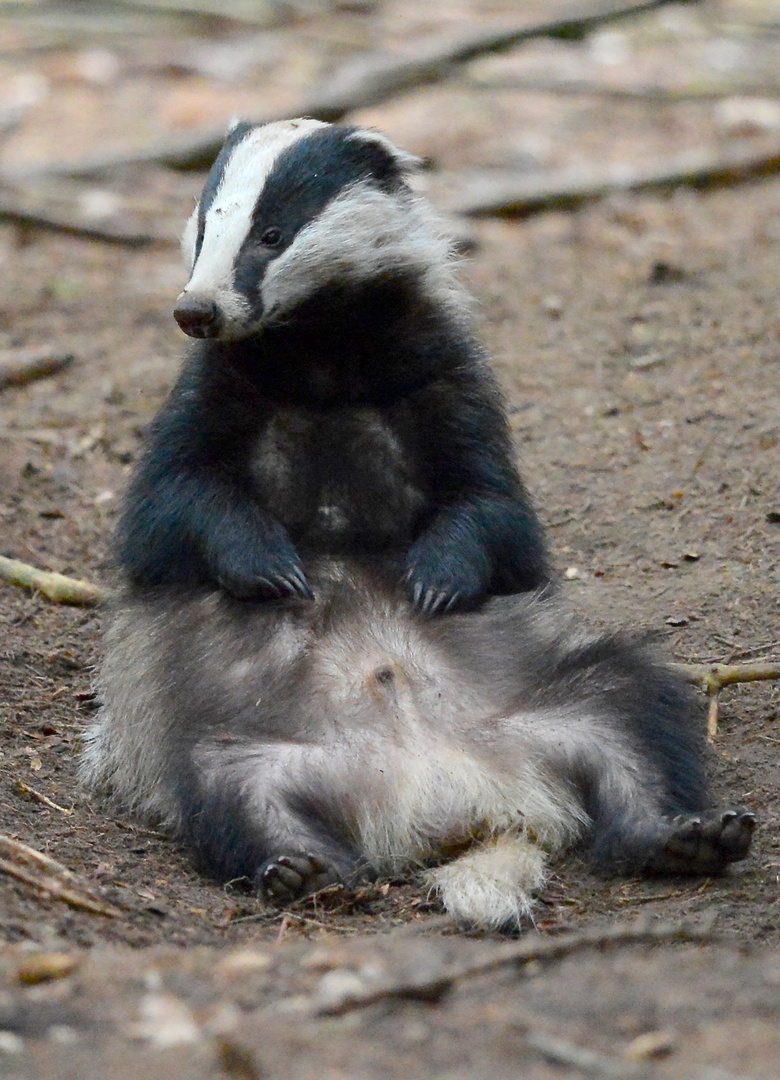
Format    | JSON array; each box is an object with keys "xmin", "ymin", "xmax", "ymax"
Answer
[
  {"xmin": 257, "ymin": 853, "xmax": 342, "ymax": 904},
  {"xmin": 646, "ymin": 809, "xmax": 757, "ymax": 875}
]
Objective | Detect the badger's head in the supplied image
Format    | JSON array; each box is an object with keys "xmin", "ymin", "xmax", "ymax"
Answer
[{"xmin": 173, "ymin": 118, "xmax": 457, "ymax": 342}]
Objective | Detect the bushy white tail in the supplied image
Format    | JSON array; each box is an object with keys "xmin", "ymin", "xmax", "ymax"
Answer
[{"xmin": 427, "ymin": 833, "xmax": 549, "ymax": 930}]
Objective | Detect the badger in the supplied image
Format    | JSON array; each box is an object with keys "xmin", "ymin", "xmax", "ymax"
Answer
[{"xmin": 82, "ymin": 118, "xmax": 755, "ymax": 929}]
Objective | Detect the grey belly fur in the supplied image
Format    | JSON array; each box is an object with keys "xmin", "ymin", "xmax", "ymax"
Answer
[{"xmin": 82, "ymin": 559, "xmax": 746, "ymax": 929}]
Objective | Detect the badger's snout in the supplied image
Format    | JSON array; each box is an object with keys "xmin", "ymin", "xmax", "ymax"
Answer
[{"xmin": 173, "ymin": 293, "xmax": 221, "ymax": 338}]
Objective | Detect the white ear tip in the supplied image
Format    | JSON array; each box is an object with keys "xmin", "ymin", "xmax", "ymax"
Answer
[
  {"xmin": 226, "ymin": 115, "xmax": 246, "ymax": 134},
  {"xmin": 391, "ymin": 147, "xmax": 424, "ymax": 173}
]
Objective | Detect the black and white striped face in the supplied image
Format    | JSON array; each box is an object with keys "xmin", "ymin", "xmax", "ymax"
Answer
[{"xmin": 173, "ymin": 118, "xmax": 424, "ymax": 341}]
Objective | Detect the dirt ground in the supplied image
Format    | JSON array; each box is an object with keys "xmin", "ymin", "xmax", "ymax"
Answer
[{"xmin": 0, "ymin": 1, "xmax": 779, "ymax": 1077}]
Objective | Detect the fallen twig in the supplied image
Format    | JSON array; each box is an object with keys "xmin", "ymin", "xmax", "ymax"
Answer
[
  {"xmin": 315, "ymin": 916, "xmax": 714, "ymax": 1016},
  {"xmin": 0, "ymin": 181, "xmax": 172, "ymax": 246},
  {"xmin": 16, "ymin": 781, "xmax": 74, "ymax": 816},
  {"xmin": 673, "ymin": 660, "xmax": 780, "ymax": 739},
  {"xmin": 304, "ymin": 0, "xmax": 694, "ymax": 120},
  {"xmin": 0, "ymin": 833, "xmax": 121, "ymax": 918},
  {"xmin": 432, "ymin": 140, "xmax": 780, "ymax": 218},
  {"xmin": 0, "ymin": 555, "xmax": 109, "ymax": 607},
  {"xmin": 0, "ymin": 346, "xmax": 74, "ymax": 391},
  {"xmin": 526, "ymin": 1032, "xmax": 639, "ymax": 1078},
  {"xmin": 674, "ymin": 660, "xmax": 780, "ymax": 693},
  {"xmin": 466, "ymin": 72, "xmax": 780, "ymax": 103},
  {"xmin": 112, "ymin": 0, "xmax": 283, "ymax": 24},
  {"xmin": 13, "ymin": 0, "xmax": 697, "ymax": 178}
]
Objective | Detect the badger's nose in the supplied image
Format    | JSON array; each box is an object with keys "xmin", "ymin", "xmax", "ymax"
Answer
[{"xmin": 173, "ymin": 294, "xmax": 221, "ymax": 338}]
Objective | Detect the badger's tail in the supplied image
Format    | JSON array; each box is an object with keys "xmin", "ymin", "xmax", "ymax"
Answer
[{"xmin": 426, "ymin": 832, "xmax": 548, "ymax": 930}]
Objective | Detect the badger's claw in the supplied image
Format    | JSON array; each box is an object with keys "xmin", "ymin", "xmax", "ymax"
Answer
[
  {"xmin": 218, "ymin": 565, "xmax": 313, "ymax": 602},
  {"xmin": 408, "ymin": 578, "xmax": 462, "ymax": 617},
  {"xmin": 285, "ymin": 566, "xmax": 314, "ymax": 600},
  {"xmin": 646, "ymin": 809, "xmax": 757, "ymax": 875},
  {"xmin": 275, "ymin": 567, "xmax": 314, "ymax": 600}
]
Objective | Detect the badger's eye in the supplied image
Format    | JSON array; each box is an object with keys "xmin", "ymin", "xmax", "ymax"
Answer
[{"xmin": 260, "ymin": 226, "xmax": 282, "ymax": 247}]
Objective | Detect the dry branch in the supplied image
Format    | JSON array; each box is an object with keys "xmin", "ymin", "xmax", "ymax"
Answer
[
  {"xmin": 525, "ymin": 1032, "xmax": 637, "ymax": 1078},
  {"xmin": 0, "ymin": 833, "xmax": 121, "ymax": 918},
  {"xmin": 0, "ymin": 346, "xmax": 74, "ymax": 391},
  {"xmin": 305, "ymin": 0, "xmax": 695, "ymax": 119},
  {"xmin": 675, "ymin": 660, "xmax": 780, "ymax": 694},
  {"xmin": 113, "ymin": 0, "xmax": 283, "ymax": 24},
  {"xmin": 0, "ymin": 555, "xmax": 108, "ymax": 607},
  {"xmin": 0, "ymin": 179, "xmax": 173, "ymax": 246},
  {"xmin": 673, "ymin": 660, "xmax": 780, "ymax": 739},
  {"xmin": 16, "ymin": 781, "xmax": 74, "ymax": 816},
  {"xmin": 433, "ymin": 141, "xmax": 780, "ymax": 218},
  {"xmin": 467, "ymin": 72, "xmax": 780, "ymax": 102},
  {"xmin": 315, "ymin": 916, "xmax": 714, "ymax": 1016},
  {"xmin": 14, "ymin": 0, "xmax": 697, "ymax": 178}
]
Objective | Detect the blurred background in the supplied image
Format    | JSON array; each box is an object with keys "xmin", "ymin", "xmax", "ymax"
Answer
[{"xmin": 4, "ymin": 0, "xmax": 780, "ymax": 238}]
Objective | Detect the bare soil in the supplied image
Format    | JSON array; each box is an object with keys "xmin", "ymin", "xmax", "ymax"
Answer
[{"xmin": 0, "ymin": 2, "xmax": 778, "ymax": 1077}]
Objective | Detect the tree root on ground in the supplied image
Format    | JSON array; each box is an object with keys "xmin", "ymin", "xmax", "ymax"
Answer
[{"xmin": 0, "ymin": 833, "xmax": 121, "ymax": 918}]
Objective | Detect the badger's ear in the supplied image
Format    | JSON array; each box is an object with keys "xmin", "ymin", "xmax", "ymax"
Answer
[
  {"xmin": 181, "ymin": 202, "xmax": 198, "ymax": 272},
  {"xmin": 346, "ymin": 129, "xmax": 423, "ymax": 179}
]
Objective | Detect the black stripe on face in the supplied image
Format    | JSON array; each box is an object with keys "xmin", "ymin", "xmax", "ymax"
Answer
[
  {"xmin": 231, "ymin": 125, "xmax": 408, "ymax": 309},
  {"xmin": 194, "ymin": 120, "xmax": 254, "ymax": 264}
]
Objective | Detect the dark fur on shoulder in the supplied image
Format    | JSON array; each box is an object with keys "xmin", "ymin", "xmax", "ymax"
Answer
[
  {"xmin": 118, "ymin": 277, "xmax": 547, "ymax": 611},
  {"xmin": 118, "ymin": 121, "xmax": 549, "ymax": 615}
]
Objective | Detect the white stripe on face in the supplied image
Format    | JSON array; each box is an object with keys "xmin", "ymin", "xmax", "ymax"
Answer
[{"xmin": 180, "ymin": 118, "xmax": 327, "ymax": 333}]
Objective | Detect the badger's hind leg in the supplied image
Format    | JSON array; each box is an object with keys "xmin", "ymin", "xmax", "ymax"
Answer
[
  {"xmin": 426, "ymin": 833, "xmax": 550, "ymax": 931},
  {"xmin": 177, "ymin": 740, "xmax": 373, "ymax": 899},
  {"xmin": 644, "ymin": 809, "xmax": 757, "ymax": 875}
]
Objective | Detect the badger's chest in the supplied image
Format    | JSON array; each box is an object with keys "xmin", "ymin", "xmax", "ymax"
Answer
[{"xmin": 250, "ymin": 405, "xmax": 426, "ymax": 550}]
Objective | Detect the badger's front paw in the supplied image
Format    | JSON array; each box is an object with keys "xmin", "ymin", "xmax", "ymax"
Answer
[
  {"xmin": 257, "ymin": 853, "xmax": 342, "ymax": 904},
  {"xmin": 215, "ymin": 543, "xmax": 313, "ymax": 602},
  {"xmin": 646, "ymin": 809, "xmax": 757, "ymax": 875},
  {"xmin": 402, "ymin": 546, "xmax": 486, "ymax": 617}
]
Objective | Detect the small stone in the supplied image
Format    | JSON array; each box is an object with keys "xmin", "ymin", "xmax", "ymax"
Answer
[
  {"xmin": 299, "ymin": 947, "xmax": 350, "ymax": 971},
  {"xmin": 215, "ymin": 950, "xmax": 273, "ymax": 980},
  {"xmin": 626, "ymin": 1029, "xmax": 677, "ymax": 1060},
  {"xmin": 16, "ymin": 952, "xmax": 79, "ymax": 986},
  {"xmin": 649, "ymin": 261, "xmax": 686, "ymax": 285},
  {"xmin": 216, "ymin": 1037, "xmax": 263, "ymax": 1080},
  {"xmin": 48, "ymin": 1025, "xmax": 79, "ymax": 1045},
  {"xmin": 313, "ymin": 969, "xmax": 368, "ymax": 1011},
  {"xmin": 628, "ymin": 352, "xmax": 664, "ymax": 370},
  {"xmin": 715, "ymin": 96, "xmax": 780, "ymax": 137},
  {"xmin": 128, "ymin": 993, "xmax": 201, "ymax": 1048},
  {"xmin": 541, "ymin": 294, "xmax": 564, "ymax": 319},
  {"xmin": 0, "ymin": 1032, "xmax": 23, "ymax": 1055}
]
